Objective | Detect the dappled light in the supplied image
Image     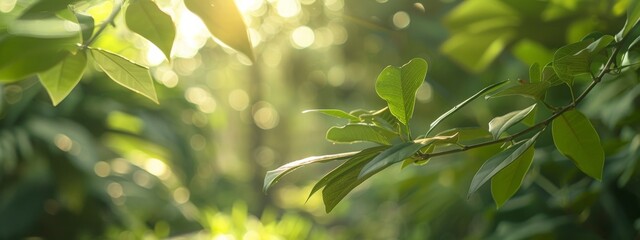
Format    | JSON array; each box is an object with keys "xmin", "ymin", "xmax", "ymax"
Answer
[{"xmin": 1, "ymin": 0, "xmax": 640, "ymax": 239}]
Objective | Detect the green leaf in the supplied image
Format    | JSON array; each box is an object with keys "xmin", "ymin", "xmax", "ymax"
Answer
[
  {"xmin": 73, "ymin": 11, "xmax": 94, "ymax": 44},
  {"xmin": 488, "ymin": 104, "xmax": 537, "ymax": 139},
  {"xmin": 552, "ymin": 40, "xmax": 593, "ymax": 84},
  {"xmin": 375, "ymin": 58, "xmax": 428, "ymax": 125},
  {"xmin": 89, "ymin": 48, "xmax": 158, "ymax": 103},
  {"xmin": 581, "ymin": 35, "xmax": 614, "ymax": 54},
  {"xmin": 541, "ymin": 64, "xmax": 563, "ymax": 86},
  {"xmin": 468, "ymin": 132, "xmax": 539, "ymax": 198},
  {"xmin": 314, "ymin": 146, "xmax": 387, "ymax": 213},
  {"xmin": 0, "ymin": 35, "xmax": 75, "ymax": 82},
  {"xmin": 37, "ymin": 51, "xmax": 87, "ymax": 106},
  {"xmin": 427, "ymin": 80, "xmax": 508, "ymax": 136},
  {"xmin": 184, "ymin": 0, "xmax": 254, "ymax": 61},
  {"xmin": 125, "ymin": 0, "xmax": 175, "ymax": 60},
  {"xmin": 326, "ymin": 124, "xmax": 397, "ymax": 145},
  {"xmin": 359, "ymin": 142, "xmax": 425, "ymax": 178},
  {"xmin": 488, "ymin": 81, "xmax": 551, "ymax": 100},
  {"xmin": 303, "ymin": 109, "xmax": 360, "ymax": 122},
  {"xmin": 403, "ymin": 133, "xmax": 460, "ymax": 167},
  {"xmin": 529, "ymin": 63, "xmax": 541, "ymax": 83},
  {"xmin": 616, "ymin": 0, "xmax": 640, "ymax": 41},
  {"xmin": 552, "ymin": 109, "xmax": 604, "ymax": 180},
  {"xmin": 263, "ymin": 151, "xmax": 359, "ymax": 192},
  {"xmin": 491, "ymin": 143, "xmax": 534, "ymax": 208}
]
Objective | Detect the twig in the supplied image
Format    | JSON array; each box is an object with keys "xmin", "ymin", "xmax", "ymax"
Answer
[{"xmin": 80, "ymin": 0, "xmax": 124, "ymax": 50}]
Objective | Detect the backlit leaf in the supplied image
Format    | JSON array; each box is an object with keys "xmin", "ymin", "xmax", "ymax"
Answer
[
  {"xmin": 89, "ymin": 48, "xmax": 158, "ymax": 103},
  {"xmin": 326, "ymin": 124, "xmax": 397, "ymax": 145},
  {"xmin": 263, "ymin": 151, "xmax": 359, "ymax": 192},
  {"xmin": 125, "ymin": 0, "xmax": 175, "ymax": 60},
  {"xmin": 184, "ymin": 0, "xmax": 253, "ymax": 61},
  {"xmin": 468, "ymin": 132, "xmax": 539, "ymax": 198},
  {"xmin": 38, "ymin": 51, "xmax": 87, "ymax": 106},
  {"xmin": 491, "ymin": 144, "xmax": 534, "ymax": 208},
  {"xmin": 488, "ymin": 104, "xmax": 537, "ymax": 139},
  {"xmin": 375, "ymin": 58, "xmax": 428, "ymax": 125},
  {"xmin": 552, "ymin": 109, "xmax": 604, "ymax": 180}
]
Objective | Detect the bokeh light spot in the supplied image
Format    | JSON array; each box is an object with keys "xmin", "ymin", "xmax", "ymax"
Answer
[
  {"xmin": 94, "ymin": 161, "xmax": 111, "ymax": 177},
  {"xmin": 229, "ymin": 89, "xmax": 250, "ymax": 111},
  {"xmin": 291, "ymin": 26, "xmax": 315, "ymax": 49},
  {"xmin": 393, "ymin": 11, "xmax": 411, "ymax": 29}
]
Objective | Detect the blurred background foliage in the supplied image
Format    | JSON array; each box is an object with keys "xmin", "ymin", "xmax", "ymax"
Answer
[{"xmin": 1, "ymin": 0, "xmax": 640, "ymax": 239}]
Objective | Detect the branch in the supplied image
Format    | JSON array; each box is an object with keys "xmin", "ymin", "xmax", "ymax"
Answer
[
  {"xmin": 80, "ymin": 0, "xmax": 124, "ymax": 50},
  {"xmin": 417, "ymin": 46, "xmax": 621, "ymax": 161}
]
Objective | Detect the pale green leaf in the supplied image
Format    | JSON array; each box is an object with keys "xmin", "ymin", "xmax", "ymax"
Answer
[
  {"xmin": 552, "ymin": 109, "xmax": 604, "ymax": 180},
  {"xmin": 89, "ymin": 48, "xmax": 158, "ymax": 103},
  {"xmin": 488, "ymin": 104, "xmax": 537, "ymax": 139},
  {"xmin": 184, "ymin": 0, "xmax": 254, "ymax": 61},
  {"xmin": 428, "ymin": 80, "xmax": 508, "ymax": 136},
  {"xmin": 326, "ymin": 124, "xmax": 397, "ymax": 145},
  {"xmin": 468, "ymin": 132, "xmax": 539, "ymax": 198},
  {"xmin": 359, "ymin": 142, "xmax": 425, "ymax": 178},
  {"xmin": 263, "ymin": 151, "xmax": 358, "ymax": 192},
  {"xmin": 306, "ymin": 146, "xmax": 387, "ymax": 211},
  {"xmin": 488, "ymin": 81, "xmax": 551, "ymax": 100},
  {"xmin": 125, "ymin": 0, "xmax": 175, "ymax": 60},
  {"xmin": 375, "ymin": 58, "xmax": 428, "ymax": 125},
  {"xmin": 0, "ymin": 35, "xmax": 75, "ymax": 82},
  {"xmin": 491, "ymin": 144, "xmax": 534, "ymax": 208},
  {"xmin": 38, "ymin": 51, "xmax": 87, "ymax": 106},
  {"xmin": 303, "ymin": 109, "xmax": 359, "ymax": 122}
]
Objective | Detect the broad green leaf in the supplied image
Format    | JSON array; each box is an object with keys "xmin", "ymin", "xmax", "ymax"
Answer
[
  {"xmin": 488, "ymin": 81, "xmax": 551, "ymax": 100},
  {"xmin": 0, "ymin": 35, "xmax": 75, "ymax": 82},
  {"xmin": 125, "ymin": 0, "xmax": 175, "ymax": 60},
  {"xmin": 552, "ymin": 40, "xmax": 593, "ymax": 84},
  {"xmin": 468, "ymin": 132, "xmax": 539, "ymax": 198},
  {"xmin": 326, "ymin": 124, "xmax": 397, "ymax": 145},
  {"xmin": 616, "ymin": 0, "xmax": 640, "ymax": 41},
  {"xmin": 73, "ymin": 11, "xmax": 94, "ymax": 44},
  {"xmin": 488, "ymin": 104, "xmax": 537, "ymax": 139},
  {"xmin": 263, "ymin": 151, "xmax": 358, "ymax": 192},
  {"xmin": 303, "ymin": 109, "xmax": 359, "ymax": 122},
  {"xmin": 89, "ymin": 48, "xmax": 158, "ymax": 103},
  {"xmin": 37, "ymin": 51, "xmax": 87, "ymax": 106},
  {"xmin": 375, "ymin": 58, "xmax": 428, "ymax": 125},
  {"xmin": 318, "ymin": 147, "xmax": 387, "ymax": 213},
  {"xmin": 541, "ymin": 64, "xmax": 563, "ymax": 86},
  {"xmin": 491, "ymin": 144, "xmax": 534, "ymax": 208},
  {"xmin": 529, "ymin": 63, "xmax": 541, "ymax": 83},
  {"xmin": 427, "ymin": 80, "xmax": 508, "ymax": 136},
  {"xmin": 359, "ymin": 142, "xmax": 425, "ymax": 178},
  {"xmin": 552, "ymin": 109, "xmax": 604, "ymax": 180},
  {"xmin": 184, "ymin": 0, "xmax": 254, "ymax": 61},
  {"xmin": 581, "ymin": 35, "xmax": 614, "ymax": 54}
]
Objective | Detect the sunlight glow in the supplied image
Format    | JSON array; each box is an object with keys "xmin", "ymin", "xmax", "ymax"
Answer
[
  {"xmin": 291, "ymin": 26, "xmax": 315, "ymax": 49},
  {"xmin": 144, "ymin": 158, "xmax": 168, "ymax": 178},
  {"xmin": 393, "ymin": 11, "xmax": 411, "ymax": 29},
  {"xmin": 276, "ymin": 0, "xmax": 301, "ymax": 18},
  {"xmin": 236, "ymin": 0, "xmax": 265, "ymax": 13}
]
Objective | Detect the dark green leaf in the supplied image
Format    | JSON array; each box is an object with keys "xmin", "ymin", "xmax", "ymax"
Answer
[
  {"xmin": 529, "ymin": 63, "xmax": 541, "ymax": 83},
  {"xmin": 375, "ymin": 58, "xmax": 428, "ymax": 125},
  {"xmin": 427, "ymin": 80, "xmax": 508, "ymax": 136},
  {"xmin": 553, "ymin": 40, "xmax": 593, "ymax": 84},
  {"xmin": 468, "ymin": 132, "xmax": 539, "ymax": 198},
  {"xmin": 303, "ymin": 109, "xmax": 360, "ymax": 122},
  {"xmin": 491, "ymin": 143, "xmax": 534, "ymax": 208},
  {"xmin": 326, "ymin": 124, "xmax": 397, "ymax": 145},
  {"xmin": 0, "ymin": 35, "xmax": 75, "ymax": 82},
  {"xmin": 488, "ymin": 104, "xmax": 537, "ymax": 139},
  {"xmin": 89, "ymin": 48, "xmax": 158, "ymax": 103},
  {"xmin": 125, "ymin": 0, "xmax": 175, "ymax": 60},
  {"xmin": 263, "ymin": 151, "xmax": 359, "ymax": 192},
  {"xmin": 541, "ymin": 64, "xmax": 563, "ymax": 86},
  {"xmin": 184, "ymin": 0, "xmax": 254, "ymax": 61},
  {"xmin": 359, "ymin": 142, "xmax": 425, "ymax": 178},
  {"xmin": 552, "ymin": 109, "xmax": 604, "ymax": 180},
  {"xmin": 38, "ymin": 51, "xmax": 87, "ymax": 106}
]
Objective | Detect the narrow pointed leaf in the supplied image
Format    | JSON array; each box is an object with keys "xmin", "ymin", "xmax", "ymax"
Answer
[
  {"xmin": 491, "ymin": 144, "xmax": 534, "ymax": 208},
  {"xmin": 552, "ymin": 109, "xmax": 604, "ymax": 180},
  {"xmin": 303, "ymin": 109, "xmax": 360, "ymax": 122},
  {"xmin": 308, "ymin": 146, "xmax": 387, "ymax": 201},
  {"xmin": 488, "ymin": 81, "xmax": 551, "ymax": 100},
  {"xmin": 375, "ymin": 58, "xmax": 428, "ymax": 125},
  {"xmin": 427, "ymin": 80, "xmax": 508, "ymax": 136},
  {"xmin": 488, "ymin": 104, "xmax": 537, "ymax": 139},
  {"xmin": 89, "ymin": 48, "xmax": 158, "ymax": 103},
  {"xmin": 359, "ymin": 142, "xmax": 425, "ymax": 178},
  {"xmin": 125, "ymin": 0, "xmax": 175, "ymax": 60},
  {"xmin": 184, "ymin": 0, "xmax": 254, "ymax": 61},
  {"xmin": 326, "ymin": 124, "xmax": 396, "ymax": 145},
  {"xmin": 317, "ymin": 147, "xmax": 387, "ymax": 212},
  {"xmin": 264, "ymin": 151, "xmax": 359, "ymax": 192},
  {"xmin": 38, "ymin": 51, "xmax": 87, "ymax": 106},
  {"xmin": 468, "ymin": 132, "xmax": 539, "ymax": 198}
]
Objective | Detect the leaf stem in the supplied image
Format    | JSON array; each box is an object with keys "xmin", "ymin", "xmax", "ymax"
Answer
[
  {"xmin": 80, "ymin": 0, "xmax": 124, "ymax": 50},
  {"xmin": 417, "ymin": 46, "xmax": 620, "ymax": 161}
]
